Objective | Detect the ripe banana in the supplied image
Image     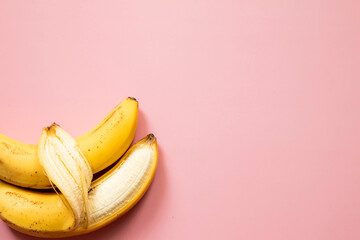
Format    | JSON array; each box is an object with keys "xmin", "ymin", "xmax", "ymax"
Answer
[
  {"xmin": 38, "ymin": 123, "xmax": 93, "ymax": 229},
  {"xmin": 0, "ymin": 97, "xmax": 138, "ymax": 189},
  {"xmin": 0, "ymin": 134, "xmax": 158, "ymax": 238}
]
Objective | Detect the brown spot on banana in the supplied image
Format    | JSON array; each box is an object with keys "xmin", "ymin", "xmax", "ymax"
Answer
[
  {"xmin": 90, "ymin": 110, "xmax": 117, "ymax": 134},
  {"xmin": 1, "ymin": 142, "xmax": 10, "ymax": 150},
  {"xmin": 5, "ymin": 192, "xmax": 44, "ymax": 206},
  {"xmin": 1, "ymin": 142, "xmax": 29, "ymax": 155}
]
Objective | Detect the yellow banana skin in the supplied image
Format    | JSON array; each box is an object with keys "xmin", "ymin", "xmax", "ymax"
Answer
[
  {"xmin": 0, "ymin": 181, "xmax": 75, "ymax": 235},
  {"xmin": 0, "ymin": 97, "xmax": 138, "ymax": 189},
  {"xmin": 0, "ymin": 134, "xmax": 158, "ymax": 238}
]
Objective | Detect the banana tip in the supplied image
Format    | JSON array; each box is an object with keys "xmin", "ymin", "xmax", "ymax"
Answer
[
  {"xmin": 147, "ymin": 133, "xmax": 156, "ymax": 142},
  {"xmin": 50, "ymin": 122, "xmax": 60, "ymax": 128},
  {"xmin": 43, "ymin": 123, "xmax": 60, "ymax": 134},
  {"xmin": 128, "ymin": 97, "xmax": 137, "ymax": 102}
]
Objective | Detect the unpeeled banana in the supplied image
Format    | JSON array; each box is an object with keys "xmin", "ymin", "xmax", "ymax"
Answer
[
  {"xmin": 0, "ymin": 97, "xmax": 138, "ymax": 189},
  {"xmin": 0, "ymin": 134, "xmax": 158, "ymax": 237}
]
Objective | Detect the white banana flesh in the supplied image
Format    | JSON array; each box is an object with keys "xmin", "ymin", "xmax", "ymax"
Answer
[
  {"xmin": 38, "ymin": 124, "xmax": 93, "ymax": 229},
  {"xmin": 88, "ymin": 146, "xmax": 154, "ymax": 226}
]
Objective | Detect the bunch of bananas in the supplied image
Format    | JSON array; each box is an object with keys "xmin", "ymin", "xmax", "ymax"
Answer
[{"xmin": 0, "ymin": 97, "xmax": 158, "ymax": 237}]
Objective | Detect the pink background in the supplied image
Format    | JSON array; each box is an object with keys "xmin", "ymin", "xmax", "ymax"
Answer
[{"xmin": 1, "ymin": 0, "xmax": 360, "ymax": 239}]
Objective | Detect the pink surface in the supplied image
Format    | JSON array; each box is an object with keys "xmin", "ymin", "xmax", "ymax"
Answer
[{"xmin": 1, "ymin": 0, "xmax": 360, "ymax": 239}]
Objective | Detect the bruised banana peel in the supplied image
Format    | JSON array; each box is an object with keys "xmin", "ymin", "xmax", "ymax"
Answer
[
  {"xmin": 0, "ymin": 97, "xmax": 138, "ymax": 189},
  {"xmin": 0, "ymin": 134, "xmax": 158, "ymax": 238}
]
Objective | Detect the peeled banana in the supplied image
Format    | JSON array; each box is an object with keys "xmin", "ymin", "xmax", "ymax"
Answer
[
  {"xmin": 0, "ymin": 97, "xmax": 138, "ymax": 189},
  {"xmin": 38, "ymin": 123, "xmax": 93, "ymax": 229},
  {"xmin": 0, "ymin": 134, "xmax": 158, "ymax": 238}
]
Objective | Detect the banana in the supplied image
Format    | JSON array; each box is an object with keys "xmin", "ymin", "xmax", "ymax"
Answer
[
  {"xmin": 0, "ymin": 134, "xmax": 158, "ymax": 238},
  {"xmin": 38, "ymin": 124, "xmax": 93, "ymax": 228},
  {"xmin": 0, "ymin": 97, "xmax": 138, "ymax": 189}
]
